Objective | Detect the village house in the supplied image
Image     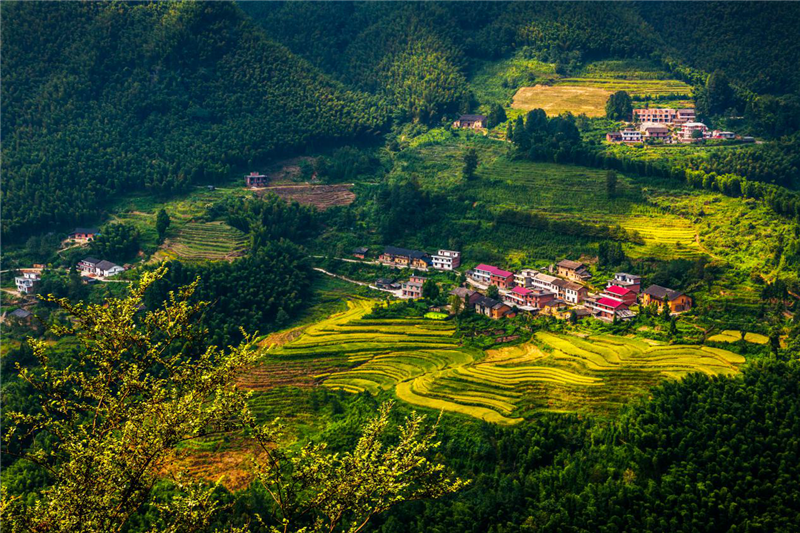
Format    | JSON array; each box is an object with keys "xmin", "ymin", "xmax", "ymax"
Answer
[
  {"xmin": 606, "ymin": 131, "xmax": 623, "ymax": 143},
  {"xmin": 469, "ymin": 264, "xmax": 514, "ymax": 289},
  {"xmin": 473, "ymin": 295, "xmax": 515, "ymax": 319},
  {"xmin": 450, "ymin": 287, "xmax": 482, "ymax": 307},
  {"xmin": 556, "ymin": 260, "xmax": 592, "ymax": 282},
  {"xmin": 640, "ymin": 122, "xmax": 671, "ymax": 141},
  {"xmin": 609, "ymin": 272, "xmax": 642, "ymax": 293},
  {"xmin": 69, "ymin": 227, "xmax": 100, "ymax": 243},
  {"xmin": 513, "ymin": 269, "xmax": 539, "ymax": 289},
  {"xmin": 642, "ymin": 285, "xmax": 693, "ymax": 313},
  {"xmin": 531, "ymin": 273, "xmax": 560, "ymax": 294},
  {"xmin": 409, "ymin": 275, "xmax": 426, "ymax": 284},
  {"xmin": 15, "ymin": 272, "xmax": 40, "ymax": 295},
  {"xmin": 678, "ymin": 122, "xmax": 709, "ymax": 143},
  {"xmin": 5, "ymin": 308, "xmax": 33, "ymax": 325},
  {"xmin": 561, "ymin": 281, "xmax": 588, "ymax": 304},
  {"xmin": 602, "ymin": 285, "xmax": 638, "ymax": 307},
  {"xmin": 96, "ymin": 260, "xmax": 125, "ymax": 278},
  {"xmin": 621, "ymin": 129, "xmax": 642, "ymax": 143},
  {"xmin": 634, "ymin": 108, "xmax": 678, "ymax": 124},
  {"xmin": 432, "ymin": 249, "xmax": 461, "ymax": 270},
  {"xmin": 711, "ymin": 130, "xmax": 736, "ymax": 140},
  {"xmin": 401, "ymin": 281, "xmax": 424, "ymax": 299},
  {"xmin": 379, "ymin": 246, "xmax": 432, "ymax": 270},
  {"xmin": 78, "ymin": 257, "xmax": 101, "ymax": 274},
  {"xmin": 375, "ymin": 278, "xmax": 400, "ymax": 291},
  {"xmin": 586, "ymin": 297, "xmax": 632, "ymax": 322},
  {"xmin": 78, "ymin": 257, "xmax": 124, "ymax": 278},
  {"xmin": 245, "ymin": 172, "xmax": 269, "ymax": 188},
  {"xmin": 352, "ymin": 247, "xmax": 369, "ymax": 259},
  {"xmin": 539, "ymin": 299, "xmax": 569, "ymax": 318},
  {"xmin": 674, "ymin": 108, "xmax": 696, "ymax": 124},
  {"xmin": 504, "ymin": 287, "xmax": 555, "ymax": 310},
  {"xmin": 453, "ymin": 114, "xmax": 487, "ymax": 129}
]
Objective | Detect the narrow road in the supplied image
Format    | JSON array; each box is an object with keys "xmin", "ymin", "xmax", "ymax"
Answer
[{"xmin": 313, "ymin": 267, "xmax": 403, "ymax": 297}]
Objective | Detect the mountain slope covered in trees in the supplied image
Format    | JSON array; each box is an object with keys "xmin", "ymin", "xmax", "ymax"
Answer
[{"xmin": 1, "ymin": 1, "xmax": 387, "ymax": 241}]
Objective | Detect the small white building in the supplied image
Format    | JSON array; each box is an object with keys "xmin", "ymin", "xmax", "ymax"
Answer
[
  {"xmin": 621, "ymin": 129, "xmax": 642, "ymax": 143},
  {"xmin": 15, "ymin": 272, "xmax": 40, "ymax": 295},
  {"xmin": 95, "ymin": 260, "xmax": 125, "ymax": 278},
  {"xmin": 432, "ymin": 250, "xmax": 461, "ymax": 270}
]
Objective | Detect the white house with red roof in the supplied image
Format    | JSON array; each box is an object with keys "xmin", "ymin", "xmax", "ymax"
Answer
[{"xmin": 469, "ymin": 264, "xmax": 514, "ymax": 289}]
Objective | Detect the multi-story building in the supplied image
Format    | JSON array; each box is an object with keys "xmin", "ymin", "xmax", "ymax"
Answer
[
  {"xmin": 640, "ymin": 122, "xmax": 671, "ymax": 140},
  {"xmin": 401, "ymin": 281, "xmax": 424, "ymax": 299},
  {"xmin": 621, "ymin": 129, "xmax": 642, "ymax": 143},
  {"xmin": 586, "ymin": 297, "xmax": 631, "ymax": 321},
  {"xmin": 432, "ymin": 250, "xmax": 461, "ymax": 270},
  {"xmin": 556, "ymin": 260, "xmax": 592, "ymax": 282},
  {"xmin": 674, "ymin": 108, "xmax": 696, "ymax": 124},
  {"xmin": 634, "ymin": 108, "xmax": 678, "ymax": 124},
  {"xmin": 15, "ymin": 272, "xmax": 40, "ymax": 295},
  {"xmin": 678, "ymin": 122, "xmax": 709, "ymax": 143},
  {"xmin": 469, "ymin": 264, "xmax": 514, "ymax": 289},
  {"xmin": 602, "ymin": 285, "xmax": 637, "ymax": 307},
  {"xmin": 473, "ymin": 295, "xmax": 515, "ymax": 319},
  {"xmin": 606, "ymin": 131, "xmax": 623, "ymax": 143},
  {"xmin": 513, "ymin": 269, "xmax": 539, "ymax": 289},
  {"xmin": 562, "ymin": 281, "xmax": 588, "ymax": 304},
  {"xmin": 609, "ymin": 273, "xmax": 642, "ymax": 293},
  {"xmin": 531, "ymin": 273, "xmax": 560, "ymax": 293}
]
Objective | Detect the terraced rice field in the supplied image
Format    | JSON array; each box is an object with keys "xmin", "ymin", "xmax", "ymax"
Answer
[
  {"xmin": 157, "ymin": 221, "xmax": 247, "ymax": 262},
  {"xmin": 249, "ymin": 299, "xmax": 744, "ymax": 425},
  {"xmin": 618, "ymin": 215, "xmax": 701, "ymax": 259}
]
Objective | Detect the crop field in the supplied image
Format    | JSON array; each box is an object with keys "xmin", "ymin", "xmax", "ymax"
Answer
[
  {"xmin": 246, "ymin": 299, "xmax": 744, "ymax": 424},
  {"xmin": 257, "ymin": 183, "xmax": 356, "ymax": 210},
  {"xmin": 708, "ymin": 330, "xmax": 769, "ymax": 344},
  {"xmin": 155, "ymin": 221, "xmax": 248, "ymax": 263},
  {"xmin": 511, "ymin": 85, "xmax": 613, "ymax": 117},
  {"xmin": 617, "ymin": 215, "xmax": 701, "ymax": 259}
]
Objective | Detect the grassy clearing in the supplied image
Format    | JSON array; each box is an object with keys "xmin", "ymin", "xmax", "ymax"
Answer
[
  {"xmin": 242, "ymin": 298, "xmax": 744, "ymax": 424},
  {"xmin": 511, "ymin": 85, "xmax": 612, "ymax": 117}
]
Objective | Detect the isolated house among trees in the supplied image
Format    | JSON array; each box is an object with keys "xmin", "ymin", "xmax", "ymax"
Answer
[
  {"xmin": 352, "ymin": 247, "xmax": 369, "ymax": 259},
  {"xmin": 15, "ymin": 272, "xmax": 40, "ymax": 295},
  {"xmin": 642, "ymin": 285, "xmax": 693, "ymax": 313},
  {"xmin": 69, "ymin": 227, "xmax": 99, "ymax": 243},
  {"xmin": 245, "ymin": 172, "xmax": 268, "ymax": 188},
  {"xmin": 453, "ymin": 114, "xmax": 487, "ymax": 129}
]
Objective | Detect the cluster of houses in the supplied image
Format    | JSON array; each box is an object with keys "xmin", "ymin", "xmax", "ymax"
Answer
[
  {"xmin": 451, "ymin": 259, "xmax": 692, "ymax": 322},
  {"xmin": 606, "ymin": 107, "xmax": 745, "ymax": 145},
  {"xmin": 78, "ymin": 257, "xmax": 125, "ymax": 279},
  {"xmin": 376, "ymin": 246, "xmax": 462, "ymax": 271}
]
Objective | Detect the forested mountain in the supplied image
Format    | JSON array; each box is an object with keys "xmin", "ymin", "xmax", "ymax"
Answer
[{"xmin": 1, "ymin": 1, "xmax": 387, "ymax": 241}]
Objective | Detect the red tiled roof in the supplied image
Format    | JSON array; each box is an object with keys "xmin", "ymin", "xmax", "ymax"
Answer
[
  {"xmin": 605, "ymin": 285, "xmax": 632, "ymax": 296},
  {"xmin": 475, "ymin": 264, "xmax": 513, "ymax": 278},
  {"xmin": 511, "ymin": 286, "xmax": 532, "ymax": 296},
  {"xmin": 596, "ymin": 297, "xmax": 626, "ymax": 309}
]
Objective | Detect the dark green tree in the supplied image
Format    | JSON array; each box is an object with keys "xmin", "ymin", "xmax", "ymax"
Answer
[
  {"xmin": 462, "ymin": 148, "xmax": 478, "ymax": 181},
  {"xmin": 605, "ymin": 91, "xmax": 633, "ymax": 120},
  {"xmin": 422, "ymin": 279, "xmax": 440, "ymax": 300},
  {"xmin": 486, "ymin": 285, "xmax": 500, "ymax": 299},
  {"xmin": 487, "ymin": 103, "xmax": 507, "ymax": 128},
  {"xmin": 606, "ymin": 170, "xmax": 618, "ymax": 198},
  {"xmin": 155, "ymin": 208, "xmax": 171, "ymax": 243}
]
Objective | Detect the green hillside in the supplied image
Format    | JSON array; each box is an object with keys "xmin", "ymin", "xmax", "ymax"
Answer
[{"xmin": 1, "ymin": 1, "xmax": 387, "ymax": 241}]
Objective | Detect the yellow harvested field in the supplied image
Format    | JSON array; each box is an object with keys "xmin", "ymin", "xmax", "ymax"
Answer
[
  {"xmin": 511, "ymin": 85, "xmax": 611, "ymax": 117},
  {"xmin": 245, "ymin": 299, "xmax": 745, "ymax": 424},
  {"xmin": 708, "ymin": 330, "xmax": 769, "ymax": 345}
]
